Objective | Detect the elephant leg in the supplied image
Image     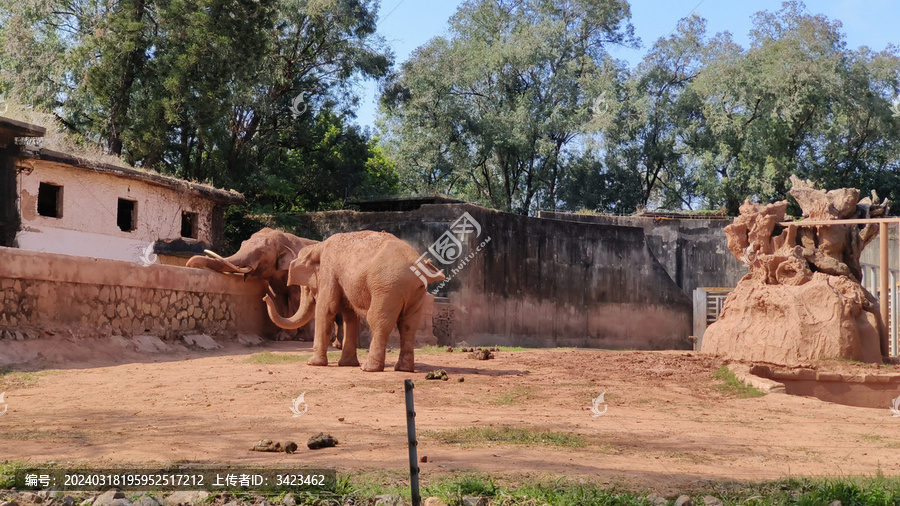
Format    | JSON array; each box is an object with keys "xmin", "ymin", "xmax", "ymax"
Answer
[
  {"xmin": 338, "ymin": 310, "xmax": 360, "ymax": 367},
  {"xmin": 394, "ymin": 296, "xmax": 425, "ymax": 372},
  {"xmin": 308, "ymin": 305, "xmax": 337, "ymax": 367},
  {"xmin": 331, "ymin": 313, "xmax": 344, "ymax": 349},
  {"xmin": 361, "ymin": 300, "xmax": 403, "ymax": 372}
]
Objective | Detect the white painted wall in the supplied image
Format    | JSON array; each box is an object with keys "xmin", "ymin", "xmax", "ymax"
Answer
[{"xmin": 15, "ymin": 160, "xmax": 217, "ymax": 261}]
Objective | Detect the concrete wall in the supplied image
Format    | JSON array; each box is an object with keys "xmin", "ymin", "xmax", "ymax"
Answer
[
  {"xmin": 280, "ymin": 203, "xmax": 693, "ymax": 350},
  {"xmin": 15, "ymin": 159, "xmax": 219, "ymax": 262},
  {"xmin": 0, "ymin": 246, "xmax": 273, "ymax": 340},
  {"xmin": 539, "ymin": 211, "xmax": 747, "ymax": 296}
]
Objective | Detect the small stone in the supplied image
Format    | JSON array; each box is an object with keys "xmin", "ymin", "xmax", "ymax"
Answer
[
  {"xmin": 828, "ymin": 501, "xmax": 842, "ymax": 506},
  {"xmin": 461, "ymin": 497, "xmax": 487, "ymax": 506},
  {"xmin": 281, "ymin": 494, "xmax": 295, "ymax": 506},
  {"xmin": 182, "ymin": 334, "xmax": 221, "ymax": 350},
  {"xmin": 135, "ymin": 496, "xmax": 160, "ymax": 506},
  {"xmin": 423, "ymin": 498, "xmax": 448, "ymax": 506},
  {"xmin": 675, "ymin": 495, "xmax": 694, "ymax": 506},
  {"xmin": 458, "ymin": 377, "xmax": 464, "ymax": 382},
  {"xmin": 702, "ymin": 496, "xmax": 723, "ymax": 506},
  {"xmin": 446, "ymin": 347, "xmax": 453, "ymax": 352},
  {"xmin": 646, "ymin": 493, "xmax": 667, "ymax": 506},
  {"xmin": 21, "ymin": 493, "xmax": 41, "ymax": 504},
  {"xmin": 61, "ymin": 498, "xmax": 76, "ymax": 506},
  {"xmin": 373, "ymin": 495, "xmax": 402, "ymax": 506},
  {"xmin": 420, "ymin": 455, "xmax": 428, "ymax": 463},
  {"xmin": 283, "ymin": 441, "xmax": 298, "ymax": 453},
  {"xmin": 163, "ymin": 491, "xmax": 208, "ymax": 506},
  {"xmin": 93, "ymin": 490, "xmax": 126, "ymax": 506},
  {"xmin": 338, "ymin": 417, "xmax": 345, "ymax": 422}
]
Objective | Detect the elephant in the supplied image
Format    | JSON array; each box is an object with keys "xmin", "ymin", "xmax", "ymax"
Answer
[
  {"xmin": 262, "ymin": 230, "xmax": 445, "ymax": 372},
  {"xmin": 186, "ymin": 227, "xmax": 317, "ymax": 323}
]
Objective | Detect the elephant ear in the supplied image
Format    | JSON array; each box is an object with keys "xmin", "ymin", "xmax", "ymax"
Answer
[
  {"xmin": 287, "ymin": 244, "xmax": 322, "ymax": 288},
  {"xmin": 276, "ymin": 245, "xmax": 297, "ymax": 272}
]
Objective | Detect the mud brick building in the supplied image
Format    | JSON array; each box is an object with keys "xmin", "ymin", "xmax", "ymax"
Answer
[{"xmin": 0, "ymin": 116, "xmax": 241, "ymax": 264}]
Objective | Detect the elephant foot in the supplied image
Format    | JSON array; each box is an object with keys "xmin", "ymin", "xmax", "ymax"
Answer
[
  {"xmin": 338, "ymin": 357, "xmax": 360, "ymax": 367},
  {"xmin": 360, "ymin": 360, "xmax": 386, "ymax": 372},
  {"xmin": 307, "ymin": 356, "xmax": 328, "ymax": 367},
  {"xmin": 394, "ymin": 359, "xmax": 415, "ymax": 372},
  {"xmin": 394, "ymin": 352, "xmax": 415, "ymax": 372}
]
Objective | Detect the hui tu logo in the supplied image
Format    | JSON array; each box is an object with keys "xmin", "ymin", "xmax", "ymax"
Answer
[
  {"xmin": 890, "ymin": 98, "xmax": 900, "ymax": 118},
  {"xmin": 890, "ymin": 395, "xmax": 900, "ymax": 417},
  {"xmin": 0, "ymin": 392, "xmax": 7, "ymax": 416},
  {"xmin": 592, "ymin": 91, "xmax": 609, "ymax": 117},
  {"xmin": 290, "ymin": 393, "xmax": 308, "ymax": 417},
  {"xmin": 590, "ymin": 392, "xmax": 607, "ymax": 417},
  {"xmin": 289, "ymin": 92, "xmax": 308, "ymax": 118}
]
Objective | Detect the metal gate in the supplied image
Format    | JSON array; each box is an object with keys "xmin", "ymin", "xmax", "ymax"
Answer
[
  {"xmin": 692, "ymin": 287, "xmax": 733, "ymax": 351},
  {"xmin": 860, "ymin": 262, "xmax": 900, "ymax": 357}
]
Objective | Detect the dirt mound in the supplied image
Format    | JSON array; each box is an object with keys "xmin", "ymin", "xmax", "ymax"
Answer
[{"xmin": 702, "ymin": 176, "xmax": 889, "ymax": 365}]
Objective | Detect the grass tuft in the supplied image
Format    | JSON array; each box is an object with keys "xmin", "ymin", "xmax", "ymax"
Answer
[
  {"xmin": 243, "ymin": 352, "xmax": 308, "ymax": 364},
  {"xmin": 424, "ymin": 426, "xmax": 590, "ymax": 448},
  {"xmin": 713, "ymin": 365, "xmax": 766, "ymax": 398}
]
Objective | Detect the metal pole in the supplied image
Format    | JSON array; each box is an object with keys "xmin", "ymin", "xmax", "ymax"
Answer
[
  {"xmin": 404, "ymin": 379, "xmax": 421, "ymax": 506},
  {"xmin": 881, "ymin": 222, "xmax": 890, "ymax": 352}
]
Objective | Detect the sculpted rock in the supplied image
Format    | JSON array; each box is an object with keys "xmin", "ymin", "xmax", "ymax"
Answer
[{"xmin": 702, "ymin": 176, "xmax": 890, "ymax": 365}]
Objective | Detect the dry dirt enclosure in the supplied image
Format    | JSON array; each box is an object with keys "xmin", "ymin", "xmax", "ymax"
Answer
[{"xmin": 1, "ymin": 340, "xmax": 900, "ymax": 493}]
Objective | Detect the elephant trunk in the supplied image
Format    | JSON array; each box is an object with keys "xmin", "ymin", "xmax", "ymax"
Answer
[{"xmin": 263, "ymin": 287, "xmax": 315, "ymax": 330}]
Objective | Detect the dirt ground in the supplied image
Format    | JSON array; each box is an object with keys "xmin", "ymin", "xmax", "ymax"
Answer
[{"xmin": 2, "ymin": 338, "xmax": 900, "ymax": 493}]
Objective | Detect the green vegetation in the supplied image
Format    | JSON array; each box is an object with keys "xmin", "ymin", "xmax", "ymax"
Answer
[
  {"xmin": 494, "ymin": 386, "xmax": 537, "ymax": 406},
  {"xmin": 4, "ymin": 463, "xmax": 900, "ymax": 506},
  {"xmin": 3, "ymin": 0, "xmax": 898, "ymax": 234},
  {"xmin": 243, "ymin": 351, "xmax": 350, "ymax": 364},
  {"xmin": 713, "ymin": 366, "xmax": 766, "ymax": 398},
  {"xmin": 0, "ymin": 368, "xmax": 62, "ymax": 388},
  {"xmin": 243, "ymin": 352, "xmax": 309, "ymax": 365},
  {"xmin": 423, "ymin": 426, "xmax": 590, "ymax": 448}
]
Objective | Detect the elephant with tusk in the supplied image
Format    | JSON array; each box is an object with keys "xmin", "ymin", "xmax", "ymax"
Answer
[
  {"xmin": 186, "ymin": 228, "xmax": 326, "ymax": 335},
  {"xmin": 262, "ymin": 230, "xmax": 445, "ymax": 372}
]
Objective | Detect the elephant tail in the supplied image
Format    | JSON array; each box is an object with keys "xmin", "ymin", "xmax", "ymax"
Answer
[{"xmin": 419, "ymin": 259, "xmax": 446, "ymax": 283}]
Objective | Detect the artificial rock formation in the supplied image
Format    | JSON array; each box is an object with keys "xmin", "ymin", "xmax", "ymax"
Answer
[{"xmin": 702, "ymin": 176, "xmax": 890, "ymax": 365}]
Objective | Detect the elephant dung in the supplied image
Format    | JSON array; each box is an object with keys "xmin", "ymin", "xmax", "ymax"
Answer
[{"xmin": 307, "ymin": 433, "xmax": 338, "ymax": 450}]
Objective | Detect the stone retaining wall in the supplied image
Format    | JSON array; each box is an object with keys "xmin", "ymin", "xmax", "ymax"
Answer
[{"xmin": 0, "ymin": 246, "xmax": 272, "ymax": 341}]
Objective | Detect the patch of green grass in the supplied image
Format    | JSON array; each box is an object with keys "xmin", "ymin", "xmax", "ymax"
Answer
[
  {"xmin": 244, "ymin": 352, "xmax": 308, "ymax": 364},
  {"xmin": 713, "ymin": 365, "xmax": 766, "ymax": 398},
  {"xmin": 494, "ymin": 386, "xmax": 537, "ymax": 406},
  {"xmin": 423, "ymin": 426, "xmax": 590, "ymax": 448},
  {"xmin": 0, "ymin": 368, "xmax": 62, "ymax": 388}
]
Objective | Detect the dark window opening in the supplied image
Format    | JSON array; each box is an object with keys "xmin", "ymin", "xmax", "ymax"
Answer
[
  {"xmin": 181, "ymin": 211, "xmax": 198, "ymax": 239},
  {"xmin": 117, "ymin": 198, "xmax": 136, "ymax": 232},
  {"xmin": 37, "ymin": 182, "xmax": 63, "ymax": 218}
]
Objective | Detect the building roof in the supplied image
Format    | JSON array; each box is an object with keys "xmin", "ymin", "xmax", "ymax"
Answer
[{"xmin": 2, "ymin": 116, "xmax": 243, "ymax": 205}]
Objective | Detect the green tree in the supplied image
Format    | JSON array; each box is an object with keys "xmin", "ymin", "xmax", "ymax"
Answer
[
  {"xmin": 685, "ymin": 1, "xmax": 900, "ymax": 212},
  {"xmin": 0, "ymin": 0, "xmax": 395, "ymax": 208},
  {"xmin": 380, "ymin": 0, "xmax": 636, "ymax": 214}
]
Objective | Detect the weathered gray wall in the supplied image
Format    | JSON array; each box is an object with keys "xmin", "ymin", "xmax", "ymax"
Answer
[
  {"xmin": 279, "ymin": 203, "xmax": 693, "ymax": 350},
  {"xmin": 539, "ymin": 211, "xmax": 747, "ymax": 296}
]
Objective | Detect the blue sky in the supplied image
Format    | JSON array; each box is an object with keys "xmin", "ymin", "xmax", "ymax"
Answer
[{"xmin": 354, "ymin": 0, "xmax": 900, "ymax": 130}]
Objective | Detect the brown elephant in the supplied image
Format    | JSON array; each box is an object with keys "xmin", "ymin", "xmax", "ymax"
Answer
[
  {"xmin": 262, "ymin": 230, "xmax": 445, "ymax": 372},
  {"xmin": 186, "ymin": 227, "xmax": 317, "ymax": 319}
]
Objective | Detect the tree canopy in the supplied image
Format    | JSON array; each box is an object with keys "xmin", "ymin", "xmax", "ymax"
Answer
[{"xmin": 3, "ymin": 0, "xmax": 900, "ymax": 221}]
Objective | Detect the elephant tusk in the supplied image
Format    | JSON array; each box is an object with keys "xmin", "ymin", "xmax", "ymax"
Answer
[{"xmin": 204, "ymin": 249, "xmax": 253, "ymax": 273}]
